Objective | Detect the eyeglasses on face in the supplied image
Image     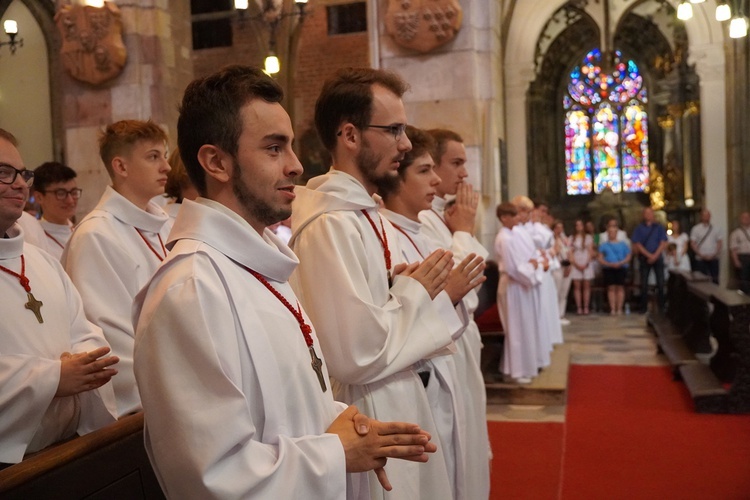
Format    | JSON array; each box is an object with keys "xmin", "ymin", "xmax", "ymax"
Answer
[
  {"xmin": 0, "ymin": 163, "xmax": 34, "ymax": 187},
  {"xmin": 41, "ymin": 188, "xmax": 83, "ymax": 200},
  {"xmin": 366, "ymin": 123, "xmax": 407, "ymax": 141}
]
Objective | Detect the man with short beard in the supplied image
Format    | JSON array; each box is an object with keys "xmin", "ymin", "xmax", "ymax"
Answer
[{"xmin": 290, "ymin": 67, "xmax": 456, "ymax": 500}]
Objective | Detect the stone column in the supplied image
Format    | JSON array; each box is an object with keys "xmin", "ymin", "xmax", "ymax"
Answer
[
  {"xmin": 60, "ymin": 0, "xmax": 193, "ymax": 218},
  {"xmin": 379, "ymin": 0, "xmax": 502, "ymax": 250},
  {"xmin": 693, "ymin": 43, "xmax": 729, "ymax": 284},
  {"xmin": 503, "ymin": 62, "xmax": 535, "ymax": 200}
]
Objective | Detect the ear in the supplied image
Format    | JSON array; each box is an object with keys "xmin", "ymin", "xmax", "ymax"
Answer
[
  {"xmin": 197, "ymin": 144, "xmax": 231, "ymax": 184},
  {"xmin": 338, "ymin": 123, "xmax": 360, "ymax": 152},
  {"xmin": 111, "ymin": 156, "xmax": 127, "ymax": 179}
]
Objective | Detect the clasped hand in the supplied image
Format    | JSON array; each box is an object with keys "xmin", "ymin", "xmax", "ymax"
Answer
[
  {"xmin": 56, "ymin": 346, "xmax": 119, "ymax": 397},
  {"xmin": 392, "ymin": 249, "xmax": 454, "ymax": 299},
  {"xmin": 328, "ymin": 405, "xmax": 436, "ymax": 491}
]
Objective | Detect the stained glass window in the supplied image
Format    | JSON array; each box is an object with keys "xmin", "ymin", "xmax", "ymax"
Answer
[{"xmin": 563, "ymin": 49, "xmax": 649, "ymax": 195}]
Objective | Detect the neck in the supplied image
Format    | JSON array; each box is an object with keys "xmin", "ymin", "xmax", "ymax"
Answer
[
  {"xmin": 211, "ymin": 187, "xmax": 267, "ymax": 236},
  {"xmin": 384, "ymin": 198, "xmax": 419, "ymax": 222},
  {"xmin": 43, "ymin": 213, "xmax": 70, "ymax": 225},
  {"xmin": 330, "ymin": 157, "xmax": 377, "ymax": 196},
  {"xmin": 113, "ymin": 184, "xmax": 151, "ymax": 212}
]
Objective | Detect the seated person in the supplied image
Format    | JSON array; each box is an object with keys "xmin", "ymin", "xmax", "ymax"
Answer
[
  {"xmin": 0, "ymin": 128, "xmax": 118, "ymax": 465},
  {"xmin": 598, "ymin": 224, "xmax": 632, "ymax": 315},
  {"xmin": 33, "ymin": 162, "xmax": 81, "ymax": 260}
]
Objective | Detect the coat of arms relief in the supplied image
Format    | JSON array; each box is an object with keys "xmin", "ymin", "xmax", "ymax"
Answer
[{"xmin": 385, "ymin": 0, "xmax": 463, "ymax": 53}]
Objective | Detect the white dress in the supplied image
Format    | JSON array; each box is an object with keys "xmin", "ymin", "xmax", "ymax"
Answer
[
  {"xmin": 570, "ymin": 234, "xmax": 595, "ymax": 280},
  {"xmin": 0, "ymin": 224, "xmax": 116, "ymax": 464},
  {"xmin": 133, "ymin": 199, "xmax": 367, "ymax": 499},
  {"xmin": 419, "ymin": 196, "xmax": 492, "ymax": 500},
  {"xmin": 62, "ymin": 186, "xmax": 172, "ymax": 417},
  {"xmin": 290, "ymin": 170, "xmax": 453, "ymax": 500},
  {"xmin": 667, "ymin": 232, "xmax": 691, "ymax": 272}
]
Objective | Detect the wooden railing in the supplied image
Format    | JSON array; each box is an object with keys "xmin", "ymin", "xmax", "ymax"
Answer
[
  {"xmin": 648, "ymin": 270, "xmax": 750, "ymax": 413},
  {"xmin": 0, "ymin": 412, "xmax": 164, "ymax": 499}
]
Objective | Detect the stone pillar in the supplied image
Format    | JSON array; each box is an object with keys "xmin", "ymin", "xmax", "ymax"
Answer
[
  {"xmin": 693, "ymin": 43, "xmax": 729, "ymax": 284},
  {"xmin": 378, "ymin": 0, "xmax": 503, "ymax": 250},
  {"xmin": 503, "ymin": 63, "xmax": 535, "ymax": 200},
  {"xmin": 60, "ymin": 0, "xmax": 193, "ymax": 219}
]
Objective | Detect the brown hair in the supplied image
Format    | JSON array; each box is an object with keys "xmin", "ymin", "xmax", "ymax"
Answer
[
  {"xmin": 426, "ymin": 128, "xmax": 463, "ymax": 165},
  {"xmin": 314, "ymin": 67, "xmax": 409, "ymax": 152},
  {"xmin": 164, "ymin": 147, "xmax": 194, "ymax": 202},
  {"xmin": 496, "ymin": 202, "xmax": 517, "ymax": 219},
  {"xmin": 99, "ymin": 120, "xmax": 168, "ymax": 177}
]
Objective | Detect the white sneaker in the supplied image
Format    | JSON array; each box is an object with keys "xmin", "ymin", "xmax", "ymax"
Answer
[
  {"xmin": 560, "ymin": 318, "xmax": 571, "ymax": 326},
  {"xmin": 514, "ymin": 377, "xmax": 533, "ymax": 384}
]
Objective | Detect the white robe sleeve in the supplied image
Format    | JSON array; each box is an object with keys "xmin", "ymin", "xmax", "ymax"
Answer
[
  {"xmin": 502, "ymin": 235, "xmax": 541, "ymax": 288},
  {"xmin": 291, "ymin": 214, "xmax": 453, "ymax": 386},
  {"xmin": 134, "ymin": 272, "xmax": 347, "ymax": 499},
  {"xmin": 63, "ymin": 227, "xmax": 142, "ymax": 416}
]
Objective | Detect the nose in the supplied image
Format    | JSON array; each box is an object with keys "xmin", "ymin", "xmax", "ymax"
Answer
[
  {"xmin": 286, "ymin": 150, "xmax": 304, "ymax": 178},
  {"xmin": 458, "ymin": 165, "xmax": 468, "ymax": 179},
  {"xmin": 161, "ymin": 158, "xmax": 172, "ymax": 173},
  {"xmin": 398, "ymin": 132, "xmax": 412, "ymax": 153},
  {"xmin": 430, "ymin": 170, "xmax": 442, "ymax": 187}
]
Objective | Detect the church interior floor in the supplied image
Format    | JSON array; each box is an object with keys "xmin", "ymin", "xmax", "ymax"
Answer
[{"xmin": 486, "ymin": 312, "xmax": 667, "ymax": 422}]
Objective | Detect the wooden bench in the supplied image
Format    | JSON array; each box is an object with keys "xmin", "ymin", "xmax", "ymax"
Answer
[{"xmin": 0, "ymin": 412, "xmax": 164, "ymax": 499}]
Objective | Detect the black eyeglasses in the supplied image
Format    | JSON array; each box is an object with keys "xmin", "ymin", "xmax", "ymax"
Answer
[
  {"xmin": 41, "ymin": 188, "xmax": 83, "ymax": 200},
  {"xmin": 0, "ymin": 163, "xmax": 34, "ymax": 187},
  {"xmin": 366, "ymin": 123, "xmax": 407, "ymax": 141}
]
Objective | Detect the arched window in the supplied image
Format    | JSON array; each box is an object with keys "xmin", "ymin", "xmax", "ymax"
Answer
[{"xmin": 564, "ymin": 48, "xmax": 649, "ymax": 195}]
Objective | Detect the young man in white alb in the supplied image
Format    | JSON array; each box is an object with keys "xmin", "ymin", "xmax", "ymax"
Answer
[
  {"xmin": 290, "ymin": 67, "xmax": 457, "ymax": 500},
  {"xmin": 33, "ymin": 162, "xmax": 81, "ymax": 260},
  {"xmin": 63, "ymin": 120, "xmax": 172, "ymax": 417}
]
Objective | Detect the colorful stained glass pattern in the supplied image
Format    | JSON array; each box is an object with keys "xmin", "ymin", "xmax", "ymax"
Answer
[
  {"xmin": 563, "ymin": 48, "xmax": 649, "ymax": 195},
  {"xmin": 565, "ymin": 110, "xmax": 593, "ymax": 195},
  {"xmin": 592, "ymin": 104, "xmax": 621, "ymax": 193},
  {"xmin": 621, "ymin": 103, "xmax": 650, "ymax": 192}
]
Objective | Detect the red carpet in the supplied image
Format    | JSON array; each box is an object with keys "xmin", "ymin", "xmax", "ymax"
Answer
[{"xmin": 489, "ymin": 365, "xmax": 750, "ymax": 499}]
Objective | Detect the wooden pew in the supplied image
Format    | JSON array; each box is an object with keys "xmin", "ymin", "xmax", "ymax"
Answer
[{"xmin": 0, "ymin": 412, "xmax": 164, "ymax": 499}]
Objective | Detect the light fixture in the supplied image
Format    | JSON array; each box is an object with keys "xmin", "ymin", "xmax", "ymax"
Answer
[
  {"xmin": 716, "ymin": 2, "xmax": 732, "ymax": 21},
  {"xmin": 84, "ymin": 0, "xmax": 105, "ymax": 6},
  {"xmin": 264, "ymin": 53, "xmax": 280, "ymax": 74},
  {"xmin": 233, "ymin": 0, "xmax": 309, "ymax": 76},
  {"xmin": 0, "ymin": 19, "xmax": 23, "ymax": 55},
  {"xmin": 729, "ymin": 15, "xmax": 749, "ymax": 38},
  {"xmin": 677, "ymin": 1, "xmax": 694, "ymax": 20},
  {"xmin": 689, "ymin": 0, "xmax": 705, "ymax": 3}
]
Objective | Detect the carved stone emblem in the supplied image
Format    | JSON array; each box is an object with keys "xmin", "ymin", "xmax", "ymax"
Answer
[
  {"xmin": 55, "ymin": 3, "xmax": 127, "ymax": 85},
  {"xmin": 384, "ymin": 0, "xmax": 463, "ymax": 53}
]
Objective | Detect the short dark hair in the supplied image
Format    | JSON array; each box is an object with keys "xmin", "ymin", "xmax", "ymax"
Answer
[
  {"xmin": 426, "ymin": 128, "xmax": 463, "ymax": 165},
  {"xmin": 33, "ymin": 162, "xmax": 77, "ymax": 192},
  {"xmin": 0, "ymin": 128, "xmax": 18, "ymax": 146},
  {"xmin": 178, "ymin": 65, "xmax": 283, "ymax": 196},
  {"xmin": 380, "ymin": 125, "xmax": 436, "ymax": 201},
  {"xmin": 496, "ymin": 202, "xmax": 517, "ymax": 219},
  {"xmin": 99, "ymin": 120, "xmax": 168, "ymax": 177},
  {"xmin": 314, "ymin": 67, "xmax": 409, "ymax": 153}
]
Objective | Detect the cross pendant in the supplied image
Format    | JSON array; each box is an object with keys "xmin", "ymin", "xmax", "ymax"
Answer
[
  {"xmin": 309, "ymin": 346, "xmax": 327, "ymax": 392},
  {"xmin": 25, "ymin": 292, "xmax": 44, "ymax": 324}
]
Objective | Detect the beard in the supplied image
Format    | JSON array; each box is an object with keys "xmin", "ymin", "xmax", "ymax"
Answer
[
  {"xmin": 231, "ymin": 157, "xmax": 290, "ymax": 227},
  {"xmin": 356, "ymin": 136, "xmax": 400, "ymax": 195}
]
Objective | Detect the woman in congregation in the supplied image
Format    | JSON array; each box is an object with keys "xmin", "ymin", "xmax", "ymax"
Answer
[{"xmin": 570, "ymin": 219, "xmax": 595, "ymax": 315}]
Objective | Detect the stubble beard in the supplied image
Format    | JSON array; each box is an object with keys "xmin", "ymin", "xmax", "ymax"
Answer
[
  {"xmin": 232, "ymin": 159, "xmax": 290, "ymax": 228},
  {"xmin": 357, "ymin": 137, "xmax": 399, "ymax": 195}
]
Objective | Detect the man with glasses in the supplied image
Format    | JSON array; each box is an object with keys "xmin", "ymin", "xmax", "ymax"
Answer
[
  {"xmin": 0, "ymin": 128, "xmax": 118, "ymax": 466},
  {"xmin": 32, "ymin": 162, "xmax": 82, "ymax": 260},
  {"xmin": 290, "ymin": 67, "xmax": 456, "ymax": 499}
]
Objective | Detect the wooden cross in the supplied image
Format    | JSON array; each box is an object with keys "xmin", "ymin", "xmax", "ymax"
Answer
[
  {"xmin": 25, "ymin": 292, "xmax": 44, "ymax": 324},
  {"xmin": 309, "ymin": 347, "xmax": 327, "ymax": 392}
]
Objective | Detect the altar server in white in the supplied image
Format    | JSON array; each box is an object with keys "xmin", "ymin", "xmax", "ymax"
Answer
[
  {"xmin": 418, "ymin": 128, "xmax": 492, "ymax": 500},
  {"xmin": 380, "ymin": 125, "xmax": 487, "ymax": 499},
  {"xmin": 133, "ymin": 65, "xmax": 437, "ymax": 499},
  {"xmin": 0, "ymin": 128, "xmax": 118, "ymax": 464},
  {"xmin": 33, "ymin": 162, "xmax": 80, "ymax": 260},
  {"xmin": 494, "ymin": 202, "xmax": 543, "ymax": 382},
  {"xmin": 290, "ymin": 67, "xmax": 456, "ymax": 500},
  {"xmin": 63, "ymin": 120, "xmax": 172, "ymax": 417}
]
